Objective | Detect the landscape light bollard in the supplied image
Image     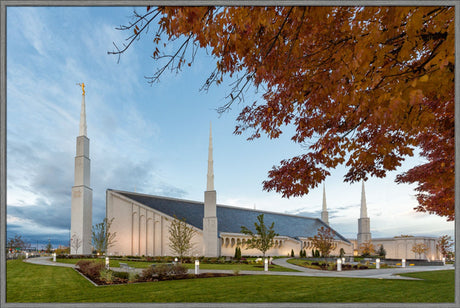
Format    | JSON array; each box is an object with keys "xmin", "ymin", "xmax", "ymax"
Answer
[
  {"xmin": 402, "ymin": 259, "xmax": 406, "ymax": 268},
  {"xmin": 442, "ymin": 257, "xmax": 446, "ymax": 265},
  {"xmin": 376, "ymin": 258, "xmax": 380, "ymax": 269},
  {"xmin": 105, "ymin": 257, "xmax": 109, "ymax": 269},
  {"xmin": 174, "ymin": 258, "xmax": 178, "ymax": 264},
  {"xmin": 26, "ymin": 252, "xmax": 29, "ymax": 259},
  {"xmin": 337, "ymin": 258, "xmax": 342, "ymax": 272},
  {"xmin": 342, "ymin": 257, "xmax": 345, "ymax": 264},
  {"xmin": 53, "ymin": 253, "xmax": 56, "ymax": 262},
  {"xmin": 195, "ymin": 260, "xmax": 199, "ymax": 275},
  {"xmin": 264, "ymin": 258, "xmax": 268, "ymax": 272}
]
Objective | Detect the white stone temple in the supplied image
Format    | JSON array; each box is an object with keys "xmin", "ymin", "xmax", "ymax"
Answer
[
  {"xmin": 105, "ymin": 123, "xmax": 351, "ymax": 257},
  {"xmin": 69, "ymin": 90, "xmax": 442, "ymax": 260},
  {"xmin": 70, "ymin": 83, "xmax": 93, "ymax": 254},
  {"xmin": 349, "ymin": 181, "xmax": 440, "ymax": 260},
  {"xmin": 103, "ymin": 126, "xmax": 440, "ymax": 259}
]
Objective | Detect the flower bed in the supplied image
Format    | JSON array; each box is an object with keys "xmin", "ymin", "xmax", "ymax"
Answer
[{"xmin": 75, "ymin": 260, "xmax": 237, "ymax": 286}]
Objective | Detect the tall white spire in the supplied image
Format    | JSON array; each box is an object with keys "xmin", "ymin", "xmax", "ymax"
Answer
[
  {"xmin": 357, "ymin": 180, "xmax": 371, "ymax": 247},
  {"xmin": 71, "ymin": 82, "xmax": 92, "ymax": 255},
  {"xmin": 360, "ymin": 180, "xmax": 368, "ymax": 218},
  {"xmin": 321, "ymin": 183, "xmax": 329, "ymax": 225},
  {"xmin": 206, "ymin": 122, "xmax": 214, "ymax": 191},
  {"xmin": 203, "ymin": 121, "xmax": 219, "ymax": 257},
  {"xmin": 78, "ymin": 83, "xmax": 87, "ymax": 137}
]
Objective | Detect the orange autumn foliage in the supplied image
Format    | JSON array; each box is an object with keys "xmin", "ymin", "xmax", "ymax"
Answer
[{"xmin": 110, "ymin": 6, "xmax": 454, "ymax": 220}]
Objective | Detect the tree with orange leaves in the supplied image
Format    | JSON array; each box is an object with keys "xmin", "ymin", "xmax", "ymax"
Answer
[{"xmin": 110, "ymin": 6, "xmax": 454, "ymax": 220}]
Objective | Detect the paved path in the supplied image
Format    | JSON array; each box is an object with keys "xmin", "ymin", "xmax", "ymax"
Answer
[
  {"xmin": 272, "ymin": 258, "xmax": 454, "ymax": 280},
  {"xmin": 24, "ymin": 257, "xmax": 454, "ymax": 281},
  {"xmin": 24, "ymin": 256, "xmax": 77, "ymax": 268}
]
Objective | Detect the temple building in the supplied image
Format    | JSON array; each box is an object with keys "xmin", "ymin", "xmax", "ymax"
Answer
[
  {"xmin": 70, "ymin": 88, "xmax": 442, "ymax": 260},
  {"xmin": 349, "ymin": 186, "xmax": 441, "ymax": 260},
  {"xmin": 349, "ymin": 181, "xmax": 440, "ymax": 260},
  {"xmin": 105, "ymin": 124, "xmax": 351, "ymax": 257}
]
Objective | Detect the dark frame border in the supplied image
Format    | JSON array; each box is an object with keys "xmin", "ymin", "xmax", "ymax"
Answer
[{"xmin": 0, "ymin": 1, "xmax": 458, "ymax": 308}]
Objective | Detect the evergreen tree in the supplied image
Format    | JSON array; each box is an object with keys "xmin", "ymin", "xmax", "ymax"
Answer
[
  {"xmin": 234, "ymin": 246, "xmax": 242, "ymax": 259},
  {"xmin": 377, "ymin": 245, "xmax": 387, "ymax": 258}
]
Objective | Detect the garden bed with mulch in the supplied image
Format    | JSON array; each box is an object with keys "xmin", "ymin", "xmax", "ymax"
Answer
[
  {"xmin": 76, "ymin": 268, "xmax": 238, "ymax": 286},
  {"xmin": 75, "ymin": 260, "xmax": 238, "ymax": 286}
]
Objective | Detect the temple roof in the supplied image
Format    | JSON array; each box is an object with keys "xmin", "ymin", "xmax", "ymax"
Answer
[{"xmin": 111, "ymin": 189, "xmax": 350, "ymax": 243}]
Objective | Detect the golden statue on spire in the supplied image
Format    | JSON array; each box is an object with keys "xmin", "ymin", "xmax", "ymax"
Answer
[{"xmin": 76, "ymin": 83, "xmax": 85, "ymax": 95}]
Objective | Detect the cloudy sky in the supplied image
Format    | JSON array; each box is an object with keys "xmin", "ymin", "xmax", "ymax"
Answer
[{"xmin": 6, "ymin": 6, "xmax": 454, "ymax": 247}]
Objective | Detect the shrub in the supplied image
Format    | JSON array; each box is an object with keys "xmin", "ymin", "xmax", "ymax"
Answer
[
  {"xmin": 76, "ymin": 260, "xmax": 105, "ymax": 279},
  {"xmin": 141, "ymin": 266, "xmax": 157, "ymax": 279},
  {"xmin": 113, "ymin": 271, "xmax": 129, "ymax": 280},
  {"xmin": 87, "ymin": 262, "xmax": 105, "ymax": 278},
  {"xmin": 171, "ymin": 264, "xmax": 188, "ymax": 276},
  {"xmin": 129, "ymin": 271, "xmax": 139, "ymax": 282},
  {"xmin": 153, "ymin": 264, "xmax": 171, "ymax": 278},
  {"xmin": 76, "ymin": 260, "xmax": 93, "ymax": 271},
  {"xmin": 141, "ymin": 263, "xmax": 188, "ymax": 280},
  {"xmin": 290, "ymin": 249, "xmax": 294, "ymax": 257},
  {"xmin": 181, "ymin": 257, "xmax": 192, "ymax": 263},
  {"xmin": 99, "ymin": 269, "xmax": 114, "ymax": 283}
]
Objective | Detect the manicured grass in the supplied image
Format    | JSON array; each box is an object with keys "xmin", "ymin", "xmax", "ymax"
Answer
[
  {"xmin": 287, "ymin": 258, "xmax": 334, "ymax": 270},
  {"xmin": 287, "ymin": 258, "xmax": 387, "ymax": 270},
  {"xmin": 55, "ymin": 257, "xmax": 299, "ymax": 272},
  {"xmin": 7, "ymin": 259, "xmax": 454, "ymax": 303}
]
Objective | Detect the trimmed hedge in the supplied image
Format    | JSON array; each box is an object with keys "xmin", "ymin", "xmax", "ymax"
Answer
[
  {"xmin": 141, "ymin": 263, "xmax": 188, "ymax": 280},
  {"xmin": 76, "ymin": 260, "xmax": 105, "ymax": 280}
]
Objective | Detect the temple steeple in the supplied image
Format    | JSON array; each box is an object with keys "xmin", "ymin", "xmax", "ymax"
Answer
[
  {"xmin": 203, "ymin": 122, "xmax": 219, "ymax": 257},
  {"xmin": 207, "ymin": 122, "xmax": 214, "ymax": 191},
  {"xmin": 70, "ymin": 83, "xmax": 93, "ymax": 255},
  {"xmin": 321, "ymin": 183, "xmax": 329, "ymax": 225},
  {"xmin": 357, "ymin": 180, "xmax": 371, "ymax": 249},
  {"xmin": 78, "ymin": 83, "xmax": 87, "ymax": 137},
  {"xmin": 360, "ymin": 180, "xmax": 368, "ymax": 218}
]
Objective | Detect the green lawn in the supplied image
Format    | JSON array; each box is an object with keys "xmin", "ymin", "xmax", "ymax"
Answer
[
  {"xmin": 6, "ymin": 259, "xmax": 454, "ymax": 303},
  {"xmin": 287, "ymin": 258, "xmax": 388, "ymax": 270},
  {"xmin": 55, "ymin": 257, "xmax": 299, "ymax": 272}
]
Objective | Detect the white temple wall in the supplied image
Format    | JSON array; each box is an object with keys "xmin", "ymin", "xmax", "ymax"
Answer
[
  {"xmin": 219, "ymin": 235, "xmax": 298, "ymax": 257},
  {"xmin": 356, "ymin": 237, "xmax": 441, "ymax": 260},
  {"xmin": 219, "ymin": 235, "xmax": 352, "ymax": 257},
  {"xmin": 107, "ymin": 191, "xmax": 204, "ymax": 257}
]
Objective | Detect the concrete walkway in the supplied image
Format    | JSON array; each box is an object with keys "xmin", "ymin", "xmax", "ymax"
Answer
[
  {"xmin": 272, "ymin": 258, "xmax": 454, "ymax": 280},
  {"xmin": 24, "ymin": 257, "xmax": 454, "ymax": 281},
  {"xmin": 24, "ymin": 256, "xmax": 77, "ymax": 268}
]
